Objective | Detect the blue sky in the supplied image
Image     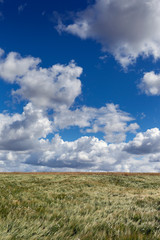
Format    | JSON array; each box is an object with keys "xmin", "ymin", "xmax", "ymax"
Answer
[{"xmin": 0, "ymin": 0, "xmax": 160, "ymax": 172}]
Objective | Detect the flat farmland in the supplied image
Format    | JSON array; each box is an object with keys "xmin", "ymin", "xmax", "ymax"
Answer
[{"xmin": 0, "ymin": 173, "xmax": 160, "ymax": 240}]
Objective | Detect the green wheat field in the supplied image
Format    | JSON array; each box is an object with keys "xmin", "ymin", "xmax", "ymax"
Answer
[{"xmin": 0, "ymin": 173, "xmax": 160, "ymax": 240}]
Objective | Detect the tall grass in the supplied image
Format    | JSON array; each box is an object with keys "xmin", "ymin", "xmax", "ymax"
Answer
[{"xmin": 0, "ymin": 173, "xmax": 160, "ymax": 239}]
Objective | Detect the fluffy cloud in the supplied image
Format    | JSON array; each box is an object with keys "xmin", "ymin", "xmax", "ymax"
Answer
[
  {"xmin": 57, "ymin": 0, "xmax": 160, "ymax": 67},
  {"xmin": 0, "ymin": 50, "xmax": 82, "ymax": 110},
  {"xmin": 0, "ymin": 103, "xmax": 52, "ymax": 151},
  {"xmin": 26, "ymin": 135, "xmax": 110, "ymax": 169},
  {"xmin": 0, "ymin": 49, "xmax": 158, "ymax": 172},
  {"xmin": 54, "ymin": 103, "xmax": 139, "ymax": 142},
  {"xmin": 0, "ymin": 150, "xmax": 54, "ymax": 172},
  {"xmin": 26, "ymin": 134, "xmax": 129, "ymax": 171},
  {"xmin": 0, "ymin": 123, "xmax": 160, "ymax": 172},
  {"xmin": 0, "ymin": 101, "xmax": 141, "ymax": 171},
  {"xmin": 85, "ymin": 104, "xmax": 139, "ymax": 142},
  {"xmin": 124, "ymin": 128, "xmax": 160, "ymax": 154},
  {"xmin": 0, "ymin": 49, "xmax": 139, "ymax": 143},
  {"xmin": 139, "ymin": 71, "xmax": 160, "ymax": 95},
  {"xmin": 25, "ymin": 134, "xmax": 160, "ymax": 172},
  {"xmin": 0, "ymin": 49, "xmax": 140, "ymax": 160},
  {"xmin": 0, "ymin": 50, "xmax": 40, "ymax": 82}
]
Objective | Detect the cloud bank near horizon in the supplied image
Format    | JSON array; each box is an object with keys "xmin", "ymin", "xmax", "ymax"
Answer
[{"xmin": 0, "ymin": 49, "xmax": 159, "ymax": 172}]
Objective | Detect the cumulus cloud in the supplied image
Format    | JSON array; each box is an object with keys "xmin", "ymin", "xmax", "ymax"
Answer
[
  {"xmin": 0, "ymin": 103, "xmax": 52, "ymax": 151},
  {"xmin": 26, "ymin": 134, "xmax": 126, "ymax": 171},
  {"xmin": 25, "ymin": 134, "xmax": 160, "ymax": 172},
  {"xmin": 54, "ymin": 103, "xmax": 139, "ymax": 142},
  {"xmin": 0, "ymin": 51, "xmax": 40, "ymax": 82},
  {"xmin": 0, "ymin": 132, "xmax": 158, "ymax": 172},
  {"xmin": 0, "ymin": 49, "xmax": 157, "ymax": 172},
  {"xmin": 0, "ymin": 118, "xmax": 159, "ymax": 172},
  {"xmin": 0, "ymin": 49, "xmax": 139, "ymax": 143},
  {"xmin": 57, "ymin": 0, "xmax": 160, "ymax": 67},
  {"xmin": 85, "ymin": 104, "xmax": 139, "ymax": 142},
  {"xmin": 0, "ymin": 50, "xmax": 82, "ymax": 110},
  {"xmin": 139, "ymin": 71, "xmax": 160, "ymax": 95},
  {"xmin": 0, "ymin": 101, "xmax": 141, "ymax": 171},
  {"xmin": 53, "ymin": 106, "xmax": 95, "ymax": 129},
  {"xmin": 0, "ymin": 150, "xmax": 55, "ymax": 172},
  {"xmin": 124, "ymin": 128, "xmax": 160, "ymax": 155}
]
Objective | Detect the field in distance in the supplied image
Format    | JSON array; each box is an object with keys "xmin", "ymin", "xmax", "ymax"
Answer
[{"xmin": 0, "ymin": 172, "xmax": 160, "ymax": 240}]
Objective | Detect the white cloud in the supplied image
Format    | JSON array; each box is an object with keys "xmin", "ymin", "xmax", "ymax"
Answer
[
  {"xmin": 0, "ymin": 103, "xmax": 52, "ymax": 151},
  {"xmin": 57, "ymin": 0, "xmax": 160, "ymax": 67},
  {"xmin": 0, "ymin": 50, "xmax": 82, "ymax": 110},
  {"xmin": 139, "ymin": 71, "xmax": 160, "ymax": 95},
  {"xmin": 0, "ymin": 150, "xmax": 54, "ymax": 172},
  {"xmin": 0, "ymin": 126, "xmax": 160, "ymax": 172},
  {"xmin": 85, "ymin": 104, "xmax": 139, "ymax": 142},
  {"xmin": 0, "ymin": 51, "xmax": 40, "ymax": 82},
  {"xmin": 26, "ymin": 135, "xmax": 111, "ymax": 170},
  {"xmin": 0, "ymin": 101, "xmax": 141, "ymax": 171},
  {"xmin": 0, "ymin": 49, "xmax": 139, "ymax": 143},
  {"xmin": 54, "ymin": 103, "xmax": 139, "ymax": 143},
  {"xmin": 26, "ymin": 134, "xmax": 131, "ymax": 171},
  {"xmin": 25, "ymin": 134, "xmax": 160, "ymax": 172},
  {"xmin": 53, "ymin": 106, "xmax": 94, "ymax": 129},
  {"xmin": 0, "ymin": 49, "xmax": 158, "ymax": 172},
  {"xmin": 124, "ymin": 128, "xmax": 160, "ymax": 155}
]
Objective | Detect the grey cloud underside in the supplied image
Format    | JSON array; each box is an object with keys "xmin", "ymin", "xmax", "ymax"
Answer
[
  {"xmin": 0, "ymin": 103, "xmax": 52, "ymax": 151},
  {"xmin": 23, "ymin": 132, "xmax": 160, "ymax": 172},
  {"xmin": 0, "ymin": 49, "xmax": 139, "ymax": 146},
  {"xmin": 58, "ymin": 0, "xmax": 160, "ymax": 67},
  {"xmin": 149, "ymin": 154, "xmax": 160, "ymax": 162},
  {"xmin": 1, "ymin": 135, "xmax": 160, "ymax": 172},
  {"xmin": 26, "ymin": 155, "xmax": 95, "ymax": 169},
  {"xmin": 0, "ymin": 49, "xmax": 159, "ymax": 172},
  {"xmin": 25, "ymin": 135, "xmax": 125, "ymax": 171},
  {"xmin": 124, "ymin": 128, "xmax": 160, "ymax": 155}
]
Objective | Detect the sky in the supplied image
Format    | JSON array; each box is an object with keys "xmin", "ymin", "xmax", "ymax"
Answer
[{"xmin": 0, "ymin": 0, "xmax": 160, "ymax": 172}]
